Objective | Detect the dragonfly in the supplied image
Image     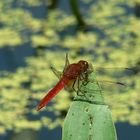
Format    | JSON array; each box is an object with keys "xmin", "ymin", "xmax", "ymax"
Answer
[
  {"xmin": 37, "ymin": 54, "xmax": 91, "ymax": 111},
  {"xmin": 36, "ymin": 54, "xmax": 133, "ymax": 111}
]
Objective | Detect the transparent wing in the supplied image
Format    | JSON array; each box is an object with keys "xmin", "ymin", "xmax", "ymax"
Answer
[
  {"xmin": 96, "ymin": 79, "xmax": 130, "ymax": 93},
  {"xmin": 88, "ymin": 66, "xmax": 135, "ymax": 93},
  {"xmin": 63, "ymin": 53, "xmax": 70, "ymax": 73},
  {"xmin": 93, "ymin": 66, "xmax": 134, "ymax": 78},
  {"xmin": 81, "ymin": 78, "xmax": 132, "ymax": 94},
  {"xmin": 50, "ymin": 66, "xmax": 62, "ymax": 79},
  {"xmin": 50, "ymin": 53, "xmax": 70, "ymax": 79}
]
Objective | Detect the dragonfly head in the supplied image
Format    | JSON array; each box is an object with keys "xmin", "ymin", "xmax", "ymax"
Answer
[{"xmin": 78, "ymin": 60, "xmax": 89, "ymax": 72}]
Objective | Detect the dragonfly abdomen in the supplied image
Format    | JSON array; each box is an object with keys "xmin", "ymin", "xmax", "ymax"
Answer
[{"xmin": 37, "ymin": 77, "xmax": 69, "ymax": 111}]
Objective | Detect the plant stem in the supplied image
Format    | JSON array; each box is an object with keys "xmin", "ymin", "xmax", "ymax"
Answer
[
  {"xmin": 62, "ymin": 72, "xmax": 117, "ymax": 140},
  {"xmin": 69, "ymin": 0, "xmax": 87, "ymax": 29}
]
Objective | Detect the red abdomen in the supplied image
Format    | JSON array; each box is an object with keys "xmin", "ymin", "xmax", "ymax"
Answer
[{"xmin": 37, "ymin": 77, "xmax": 69, "ymax": 111}]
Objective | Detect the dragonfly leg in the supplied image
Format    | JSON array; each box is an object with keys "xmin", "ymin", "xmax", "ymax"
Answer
[
  {"xmin": 77, "ymin": 89, "xmax": 85, "ymax": 97},
  {"xmin": 76, "ymin": 76, "xmax": 88, "ymax": 97},
  {"xmin": 80, "ymin": 72, "xmax": 89, "ymax": 86},
  {"xmin": 72, "ymin": 79, "xmax": 77, "ymax": 93},
  {"xmin": 72, "ymin": 78, "xmax": 84, "ymax": 96}
]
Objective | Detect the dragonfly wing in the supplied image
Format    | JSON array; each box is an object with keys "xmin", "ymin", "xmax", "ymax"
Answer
[
  {"xmin": 93, "ymin": 66, "xmax": 134, "ymax": 79},
  {"xmin": 63, "ymin": 53, "xmax": 70, "ymax": 73},
  {"xmin": 50, "ymin": 66, "xmax": 62, "ymax": 79},
  {"xmin": 51, "ymin": 54, "xmax": 70, "ymax": 79},
  {"xmin": 94, "ymin": 67, "xmax": 134, "ymax": 92},
  {"xmin": 87, "ymin": 77, "xmax": 132, "ymax": 93}
]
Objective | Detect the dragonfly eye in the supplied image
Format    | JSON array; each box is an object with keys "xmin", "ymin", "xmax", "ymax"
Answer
[
  {"xmin": 78, "ymin": 60, "xmax": 89, "ymax": 71},
  {"xmin": 84, "ymin": 61, "xmax": 88, "ymax": 66}
]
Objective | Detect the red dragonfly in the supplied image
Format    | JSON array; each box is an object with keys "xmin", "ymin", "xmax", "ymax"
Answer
[
  {"xmin": 36, "ymin": 54, "xmax": 90, "ymax": 111},
  {"xmin": 36, "ymin": 54, "xmax": 132, "ymax": 111}
]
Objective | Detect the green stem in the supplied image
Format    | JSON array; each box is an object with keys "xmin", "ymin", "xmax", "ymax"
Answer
[
  {"xmin": 62, "ymin": 72, "xmax": 117, "ymax": 140},
  {"xmin": 135, "ymin": 2, "xmax": 140, "ymax": 17},
  {"xmin": 69, "ymin": 0, "xmax": 87, "ymax": 29},
  {"xmin": 48, "ymin": 0, "xmax": 59, "ymax": 9}
]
